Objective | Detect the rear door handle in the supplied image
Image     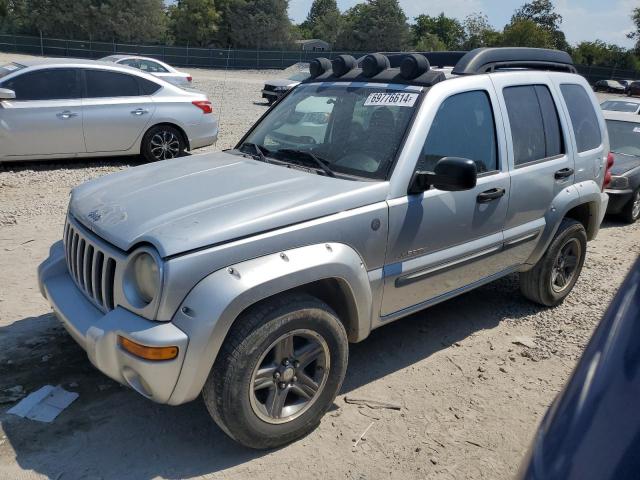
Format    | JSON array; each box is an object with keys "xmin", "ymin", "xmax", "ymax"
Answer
[
  {"xmin": 56, "ymin": 110, "xmax": 78, "ymax": 119},
  {"xmin": 554, "ymin": 167, "xmax": 574, "ymax": 179},
  {"xmin": 131, "ymin": 108, "xmax": 148, "ymax": 116},
  {"xmin": 477, "ymin": 187, "xmax": 506, "ymax": 203}
]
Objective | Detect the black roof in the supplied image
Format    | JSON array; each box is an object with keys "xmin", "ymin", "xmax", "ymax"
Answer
[{"xmin": 303, "ymin": 48, "xmax": 576, "ymax": 88}]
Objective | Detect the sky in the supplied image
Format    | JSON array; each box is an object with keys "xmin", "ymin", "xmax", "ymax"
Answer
[{"xmin": 288, "ymin": 0, "xmax": 638, "ymax": 48}]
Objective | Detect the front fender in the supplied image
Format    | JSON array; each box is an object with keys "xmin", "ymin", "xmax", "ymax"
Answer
[{"xmin": 167, "ymin": 242, "xmax": 372, "ymax": 405}]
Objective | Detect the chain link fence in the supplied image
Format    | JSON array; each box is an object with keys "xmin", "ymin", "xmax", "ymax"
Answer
[{"xmin": 1, "ymin": 33, "xmax": 639, "ymax": 83}]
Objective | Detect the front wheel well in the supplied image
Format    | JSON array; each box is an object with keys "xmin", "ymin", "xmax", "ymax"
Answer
[
  {"xmin": 141, "ymin": 122, "xmax": 190, "ymax": 152},
  {"xmin": 234, "ymin": 278, "xmax": 361, "ymax": 343}
]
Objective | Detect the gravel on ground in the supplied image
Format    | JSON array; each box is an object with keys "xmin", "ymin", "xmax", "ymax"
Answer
[{"xmin": 0, "ymin": 52, "xmax": 639, "ymax": 480}]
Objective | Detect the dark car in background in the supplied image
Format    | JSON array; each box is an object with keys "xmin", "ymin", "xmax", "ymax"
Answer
[
  {"xmin": 261, "ymin": 64, "xmax": 309, "ymax": 104},
  {"xmin": 518, "ymin": 257, "xmax": 640, "ymax": 480},
  {"xmin": 603, "ymin": 111, "xmax": 640, "ymax": 223},
  {"xmin": 594, "ymin": 79, "xmax": 626, "ymax": 93},
  {"xmin": 627, "ymin": 81, "xmax": 640, "ymax": 97}
]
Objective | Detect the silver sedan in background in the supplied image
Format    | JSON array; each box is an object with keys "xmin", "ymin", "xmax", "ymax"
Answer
[
  {"xmin": 100, "ymin": 55, "xmax": 192, "ymax": 87},
  {"xmin": 0, "ymin": 58, "xmax": 217, "ymax": 163}
]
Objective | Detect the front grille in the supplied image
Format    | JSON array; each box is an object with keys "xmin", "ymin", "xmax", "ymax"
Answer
[
  {"xmin": 63, "ymin": 218, "xmax": 117, "ymax": 312},
  {"xmin": 263, "ymin": 84, "xmax": 276, "ymax": 92}
]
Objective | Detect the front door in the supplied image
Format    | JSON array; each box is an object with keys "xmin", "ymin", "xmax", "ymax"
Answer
[
  {"xmin": 81, "ymin": 69, "xmax": 155, "ymax": 153},
  {"xmin": 381, "ymin": 86, "xmax": 511, "ymax": 316},
  {"xmin": 0, "ymin": 68, "xmax": 85, "ymax": 158}
]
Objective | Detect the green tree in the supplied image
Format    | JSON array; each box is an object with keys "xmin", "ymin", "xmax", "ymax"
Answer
[
  {"xmin": 412, "ymin": 13, "xmax": 466, "ymax": 50},
  {"xmin": 169, "ymin": 0, "xmax": 219, "ymax": 47},
  {"xmin": 462, "ymin": 12, "xmax": 501, "ymax": 49},
  {"xmin": 301, "ymin": 0, "xmax": 341, "ymax": 45},
  {"xmin": 572, "ymin": 40, "xmax": 637, "ymax": 69},
  {"xmin": 216, "ymin": 0, "xmax": 292, "ymax": 49},
  {"xmin": 511, "ymin": 0, "xmax": 568, "ymax": 50},
  {"xmin": 336, "ymin": 0, "xmax": 410, "ymax": 51},
  {"xmin": 501, "ymin": 18, "xmax": 554, "ymax": 48},
  {"xmin": 628, "ymin": 7, "xmax": 640, "ymax": 55},
  {"xmin": 415, "ymin": 33, "xmax": 446, "ymax": 52}
]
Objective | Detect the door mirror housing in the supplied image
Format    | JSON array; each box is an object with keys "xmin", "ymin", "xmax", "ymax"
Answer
[
  {"xmin": 409, "ymin": 157, "xmax": 478, "ymax": 194},
  {"xmin": 0, "ymin": 88, "xmax": 16, "ymax": 100}
]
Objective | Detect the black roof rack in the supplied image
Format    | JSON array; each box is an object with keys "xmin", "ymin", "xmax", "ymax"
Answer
[
  {"xmin": 452, "ymin": 47, "xmax": 576, "ymax": 74},
  {"xmin": 303, "ymin": 48, "xmax": 576, "ymax": 88}
]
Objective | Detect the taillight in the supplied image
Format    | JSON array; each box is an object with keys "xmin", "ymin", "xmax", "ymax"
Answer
[
  {"xmin": 603, "ymin": 152, "xmax": 614, "ymax": 190},
  {"xmin": 186, "ymin": 75, "xmax": 193, "ymax": 83},
  {"xmin": 192, "ymin": 100, "xmax": 212, "ymax": 114}
]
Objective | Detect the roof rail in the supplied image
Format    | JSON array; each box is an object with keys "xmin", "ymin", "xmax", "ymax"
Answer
[{"xmin": 452, "ymin": 47, "xmax": 576, "ymax": 75}]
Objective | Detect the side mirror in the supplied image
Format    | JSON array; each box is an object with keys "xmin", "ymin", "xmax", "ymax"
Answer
[
  {"xmin": 409, "ymin": 157, "xmax": 477, "ymax": 194},
  {"xmin": 0, "ymin": 88, "xmax": 16, "ymax": 100}
]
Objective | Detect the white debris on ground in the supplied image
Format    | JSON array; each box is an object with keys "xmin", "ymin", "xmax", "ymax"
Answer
[{"xmin": 7, "ymin": 386, "xmax": 78, "ymax": 423}]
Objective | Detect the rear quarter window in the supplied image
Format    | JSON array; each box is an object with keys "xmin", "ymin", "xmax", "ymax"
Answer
[{"xmin": 560, "ymin": 84, "xmax": 602, "ymax": 153}]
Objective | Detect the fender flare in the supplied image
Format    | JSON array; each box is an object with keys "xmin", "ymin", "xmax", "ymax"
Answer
[{"xmin": 167, "ymin": 242, "xmax": 373, "ymax": 405}]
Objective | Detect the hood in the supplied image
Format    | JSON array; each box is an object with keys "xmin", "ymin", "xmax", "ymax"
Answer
[
  {"xmin": 610, "ymin": 153, "xmax": 640, "ymax": 175},
  {"xmin": 69, "ymin": 152, "xmax": 388, "ymax": 257},
  {"xmin": 265, "ymin": 78, "xmax": 299, "ymax": 88}
]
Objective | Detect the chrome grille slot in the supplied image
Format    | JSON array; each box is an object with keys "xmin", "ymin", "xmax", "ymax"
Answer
[{"xmin": 63, "ymin": 217, "xmax": 120, "ymax": 313}]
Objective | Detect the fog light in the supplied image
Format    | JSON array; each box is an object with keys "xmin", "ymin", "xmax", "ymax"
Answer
[{"xmin": 118, "ymin": 336, "xmax": 178, "ymax": 361}]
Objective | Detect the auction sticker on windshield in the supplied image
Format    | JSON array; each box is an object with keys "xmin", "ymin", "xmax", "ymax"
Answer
[{"xmin": 364, "ymin": 92, "xmax": 419, "ymax": 107}]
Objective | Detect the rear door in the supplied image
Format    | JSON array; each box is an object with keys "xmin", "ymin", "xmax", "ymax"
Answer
[
  {"xmin": 0, "ymin": 68, "xmax": 85, "ymax": 157},
  {"xmin": 81, "ymin": 69, "xmax": 156, "ymax": 153},
  {"xmin": 491, "ymin": 74, "xmax": 574, "ymax": 265}
]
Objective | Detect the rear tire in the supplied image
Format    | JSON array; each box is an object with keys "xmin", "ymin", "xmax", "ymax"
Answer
[
  {"xmin": 621, "ymin": 188, "xmax": 640, "ymax": 224},
  {"xmin": 519, "ymin": 219, "xmax": 587, "ymax": 307},
  {"xmin": 141, "ymin": 125, "xmax": 186, "ymax": 162},
  {"xmin": 202, "ymin": 294, "xmax": 348, "ymax": 449}
]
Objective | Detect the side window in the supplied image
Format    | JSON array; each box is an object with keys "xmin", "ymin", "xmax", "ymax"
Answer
[
  {"xmin": 85, "ymin": 70, "xmax": 140, "ymax": 98},
  {"xmin": 120, "ymin": 59, "xmax": 140, "ymax": 69},
  {"xmin": 560, "ymin": 84, "xmax": 602, "ymax": 153},
  {"xmin": 503, "ymin": 84, "xmax": 563, "ymax": 166},
  {"xmin": 419, "ymin": 90, "xmax": 498, "ymax": 174},
  {"xmin": 138, "ymin": 77, "xmax": 161, "ymax": 95},
  {"xmin": 3, "ymin": 69, "xmax": 80, "ymax": 100},
  {"xmin": 139, "ymin": 60, "xmax": 167, "ymax": 73}
]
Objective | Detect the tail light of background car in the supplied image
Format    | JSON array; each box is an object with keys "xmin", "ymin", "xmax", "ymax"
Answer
[
  {"xmin": 186, "ymin": 75, "xmax": 193, "ymax": 82},
  {"xmin": 192, "ymin": 100, "xmax": 213, "ymax": 114},
  {"xmin": 603, "ymin": 152, "xmax": 615, "ymax": 191}
]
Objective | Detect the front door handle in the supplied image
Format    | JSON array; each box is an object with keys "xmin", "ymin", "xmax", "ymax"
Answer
[
  {"xmin": 131, "ymin": 108, "xmax": 148, "ymax": 116},
  {"xmin": 554, "ymin": 167, "xmax": 574, "ymax": 179},
  {"xmin": 56, "ymin": 110, "xmax": 78, "ymax": 120},
  {"xmin": 477, "ymin": 187, "xmax": 506, "ymax": 203}
]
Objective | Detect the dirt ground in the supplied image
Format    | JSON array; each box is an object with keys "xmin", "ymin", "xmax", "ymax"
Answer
[{"xmin": 1, "ymin": 52, "xmax": 639, "ymax": 480}]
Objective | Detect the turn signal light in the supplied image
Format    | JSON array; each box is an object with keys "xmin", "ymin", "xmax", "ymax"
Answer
[
  {"xmin": 192, "ymin": 100, "xmax": 213, "ymax": 114},
  {"xmin": 118, "ymin": 336, "xmax": 178, "ymax": 361}
]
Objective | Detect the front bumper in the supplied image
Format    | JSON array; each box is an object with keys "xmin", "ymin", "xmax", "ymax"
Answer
[
  {"xmin": 604, "ymin": 188, "xmax": 633, "ymax": 214},
  {"xmin": 261, "ymin": 89, "xmax": 281, "ymax": 100},
  {"xmin": 38, "ymin": 241, "xmax": 189, "ymax": 404}
]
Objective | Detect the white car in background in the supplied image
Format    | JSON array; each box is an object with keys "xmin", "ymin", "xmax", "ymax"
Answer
[
  {"xmin": 0, "ymin": 58, "xmax": 217, "ymax": 163},
  {"xmin": 100, "ymin": 55, "xmax": 192, "ymax": 87}
]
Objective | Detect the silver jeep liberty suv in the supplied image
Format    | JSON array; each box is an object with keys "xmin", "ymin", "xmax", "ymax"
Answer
[{"xmin": 39, "ymin": 48, "xmax": 611, "ymax": 449}]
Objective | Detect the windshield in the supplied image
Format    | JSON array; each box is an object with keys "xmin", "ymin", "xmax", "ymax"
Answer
[
  {"xmin": 241, "ymin": 82, "xmax": 422, "ymax": 179},
  {"xmin": 0, "ymin": 63, "xmax": 25, "ymax": 80},
  {"xmin": 606, "ymin": 120, "xmax": 640, "ymax": 157},
  {"xmin": 601, "ymin": 100, "xmax": 640, "ymax": 113}
]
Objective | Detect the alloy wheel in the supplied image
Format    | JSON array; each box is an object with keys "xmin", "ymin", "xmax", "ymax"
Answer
[
  {"xmin": 632, "ymin": 191, "xmax": 640, "ymax": 220},
  {"xmin": 249, "ymin": 329, "xmax": 330, "ymax": 424},
  {"xmin": 551, "ymin": 238, "xmax": 581, "ymax": 293},
  {"xmin": 150, "ymin": 130, "xmax": 180, "ymax": 160}
]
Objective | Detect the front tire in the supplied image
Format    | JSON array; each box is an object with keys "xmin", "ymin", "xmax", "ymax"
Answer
[
  {"xmin": 202, "ymin": 294, "xmax": 348, "ymax": 449},
  {"xmin": 622, "ymin": 188, "xmax": 640, "ymax": 224},
  {"xmin": 519, "ymin": 219, "xmax": 587, "ymax": 307},
  {"xmin": 141, "ymin": 125, "xmax": 186, "ymax": 162}
]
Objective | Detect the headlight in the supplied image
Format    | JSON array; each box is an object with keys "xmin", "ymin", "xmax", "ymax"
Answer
[
  {"xmin": 608, "ymin": 176, "xmax": 630, "ymax": 190},
  {"xmin": 124, "ymin": 250, "xmax": 161, "ymax": 307}
]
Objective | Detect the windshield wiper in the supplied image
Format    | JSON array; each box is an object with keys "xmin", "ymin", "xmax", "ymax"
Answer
[
  {"xmin": 240, "ymin": 142, "xmax": 271, "ymax": 163},
  {"xmin": 276, "ymin": 148, "xmax": 335, "ymax": 177}
]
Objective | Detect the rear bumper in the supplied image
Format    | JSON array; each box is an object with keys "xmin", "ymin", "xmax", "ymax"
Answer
[
  {"xmin": 188, "ymin": 115, "xmax": 218, "ymax": 150},
  {"xmin": 38, "ymin": 242, "xmax": 189, "ymax": 404},
  {"xmin": 605, "ymin": 189, "xmax": 633, "ymax": 214}
]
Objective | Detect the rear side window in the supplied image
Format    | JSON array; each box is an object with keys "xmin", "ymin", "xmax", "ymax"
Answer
[
  {"xmin": 503, "ymin": 85, "xmax": 563, "ymax": 166},
  {"xmin": 85, "ymin": 70, "xmax": 140, "ymax": 97},
  {"xmin": 560, "ymin": 84, "xmax": 602, "ymax": 152},
  {"xmin": 419, "ymin": 90, "xmax": 498, "ymax": 174},
  {"xmin": 2, "ymin": 69, "xmax": 80, "ymax": 100},
  {"xmin": 138, "ymin": 77, "xmax": 161, "ymax": 95}
]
